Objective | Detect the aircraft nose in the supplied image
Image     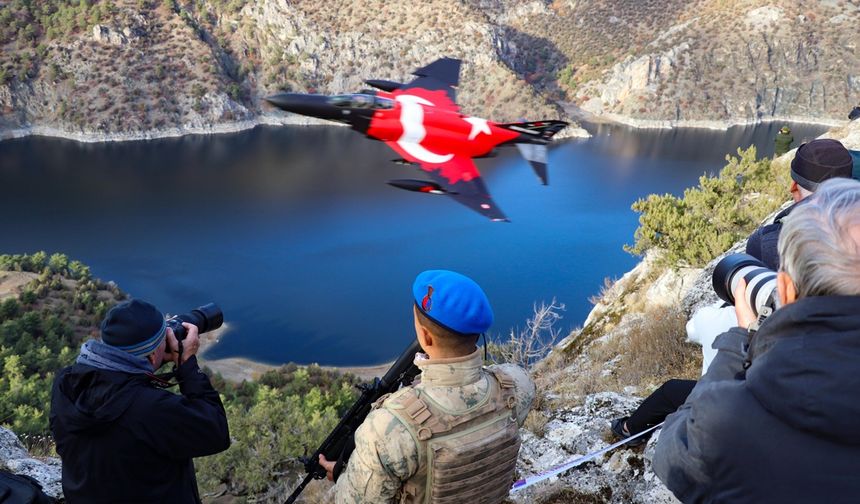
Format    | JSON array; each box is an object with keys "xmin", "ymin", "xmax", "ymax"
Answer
[{"xmin": 264, "ymin": 93, "xmax": 339, "ymax": 119}]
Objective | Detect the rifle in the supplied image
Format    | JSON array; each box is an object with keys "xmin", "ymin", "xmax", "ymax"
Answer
[{"xmin": 284, "ymin": 340, "xmax": 422, "ymax": 503}]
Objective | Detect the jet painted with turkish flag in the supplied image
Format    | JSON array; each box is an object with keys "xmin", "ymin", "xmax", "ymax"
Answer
[{"xmin": 265, "ymin": 58, "xmax": 568, "ymax": 221}]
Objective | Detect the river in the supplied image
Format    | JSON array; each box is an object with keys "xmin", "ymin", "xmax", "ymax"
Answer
[{"xmin": 0, "ymin": 121, "xmax": 828, "ymax": 365}]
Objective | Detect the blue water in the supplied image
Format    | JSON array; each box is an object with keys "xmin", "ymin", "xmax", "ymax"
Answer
[{"xmin": 0, "ymin": 121, "xmax": 827, "ymax": 365}]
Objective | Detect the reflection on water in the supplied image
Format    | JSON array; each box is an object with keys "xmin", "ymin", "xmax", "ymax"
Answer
[{"xmin": 0, "ymin": 121, "xmax": 828, "ymax": 365}]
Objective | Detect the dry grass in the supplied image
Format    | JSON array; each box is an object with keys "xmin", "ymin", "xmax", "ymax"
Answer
[
  {"xmin": 534, "ymin": 486, "xmax": 614, "ymax": 504},
  {"xmin": 602, "ymin": 306, "xmax": 700, "ymax": 387},
  {"xmin": 18, "ymin": 433, "xmax": 57, "ymax": 459},
  {"xmin": 524, "ymin": 408, "xmax": 551, "ymax": 438},
  {"xmin": 588, "ymin": 277, "xmax": 617, "ymax": 306},
  {"xmin": 539, "ymin": 304, "xmax": 700, "ymax": 410}
]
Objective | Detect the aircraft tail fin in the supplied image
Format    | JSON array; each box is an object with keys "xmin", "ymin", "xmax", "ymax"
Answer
[
  {"xmin": 516, "ymin": 144, "xmax": 549, "ymax": 185},
  {"xmin": 498, "ymin": 120, "xmax": 568, "ymax": 141}
]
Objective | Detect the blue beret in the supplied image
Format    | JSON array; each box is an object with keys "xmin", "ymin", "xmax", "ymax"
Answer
[{"xmin": 412, "ymin": 270, "xmax": 493, "ymax": 335}]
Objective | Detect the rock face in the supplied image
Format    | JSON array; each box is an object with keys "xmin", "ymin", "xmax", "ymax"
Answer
[
  {"xmin": 1, "ymin": 0, "xmax": 574, "ymax": 141},
  {"xmin": 0, "ymin": 428, "xmax": 63, "ymax": 500},
  {"xmin": 513, "ymin": 392, "xmax": 679, "ymax": 504},
  {"xmin": 236, "ymin": 0, "xmax": 563, "ymax": 122},
  {"xmin": 92, "ymin": 25, "xmax": 128, "ymax": 46},
  {"xmin": 487, "ymin": 0, "xmax": 860, "ymax": 127},
  {"xmin": 578, "ymin": 2, "xmax": 860, "ymax": 126},
  {"xmin": 4, "ymin": 0, "xmax": 857, "ymax": 139}
]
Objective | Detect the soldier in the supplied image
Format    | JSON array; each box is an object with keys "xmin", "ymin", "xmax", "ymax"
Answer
[
  {"xmin": 319, "ymin": 270, "xmax": 535, "ymax": 503},
  {"xmin": 774, "ymin": 125, "xmax": 794, "ymax": 156}
]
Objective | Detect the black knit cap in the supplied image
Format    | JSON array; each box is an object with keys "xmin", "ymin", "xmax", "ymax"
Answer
[
  {"xmin": 790, "ymin": 139, "xmax": 853, "ymax": 191},
  {"xmin": 100, "ymin": 299, "xmax": 166, "ymax": 357}
]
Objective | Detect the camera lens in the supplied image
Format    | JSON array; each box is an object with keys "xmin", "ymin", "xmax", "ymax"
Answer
[
  {"xmin": 185, "ymin": 303, "xmax": 223, "ymax": 333},
  {"xmin": 712, "ymin": 254, "xmax": 778, "ymax": 318},
  {"xmin": 167, "ymin": 303, "xmax": 224, "ymax": 340}
]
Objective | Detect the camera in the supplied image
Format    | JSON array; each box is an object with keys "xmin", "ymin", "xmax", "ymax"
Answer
[
  {"xmin": 712, "ymin": 254, "xmax": 778, "ymax": 319},
  {"xmin": 165, "ymin": 303, "xmax": 224, "ymax": 341}
]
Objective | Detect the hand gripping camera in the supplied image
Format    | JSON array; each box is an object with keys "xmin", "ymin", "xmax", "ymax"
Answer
[
  {"xmin": 712, "ymin": 253, "xmax": 778, "ymax": 321},
  {"xmin": 152, "ymin": 303, "xmax": 223, "ymax": 385}
]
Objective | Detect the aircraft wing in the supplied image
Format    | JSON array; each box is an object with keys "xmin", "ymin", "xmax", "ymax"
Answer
[
  {"xmin": 418, "ymin": 158, "xmax": 509, "ymax": 222},
  {"xmin": 400, "ymin": 58, "xmax": 461, "ymax": 110}
]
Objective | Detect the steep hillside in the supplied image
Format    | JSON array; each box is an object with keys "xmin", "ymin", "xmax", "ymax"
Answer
[
  {"xmin": 4, "ymin": 0, "xmax": 857, "ymax": 140},
  {"xmin": 0, "ymin": 0, "xmax": 563, "ymax": 139},
  {"xmin": 497, "ymin": 0, "xmax": 860, "ymax": 126},
  {"xmin": 0, "ymin": 0, "xmax": 254, "ymax": 137}
]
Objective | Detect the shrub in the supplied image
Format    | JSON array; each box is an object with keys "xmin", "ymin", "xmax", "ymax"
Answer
[
  {"xmin": 0, "ymin": 253, "xmax": 123, "ymax": 436},
  {"xmin": 625, "ymin": 146, "xmax": 788, "ymax": 267},
  {"xmin": 195, "ymin": 366, "xmax": 359, "ymax": 499}
]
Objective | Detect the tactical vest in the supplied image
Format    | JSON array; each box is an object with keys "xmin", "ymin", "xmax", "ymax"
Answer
[{"xmin": 384, "ymin": 368, "xmax": 521, "ymax": 504}]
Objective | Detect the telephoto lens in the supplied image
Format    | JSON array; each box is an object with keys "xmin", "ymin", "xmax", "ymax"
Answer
[
  {"xmin": 165, "ymin": 303, "xmax": 224, "ymax": 341},
  {"xmin": 712, "ymin": 254, "xmax": 778, "ymax": 319}
]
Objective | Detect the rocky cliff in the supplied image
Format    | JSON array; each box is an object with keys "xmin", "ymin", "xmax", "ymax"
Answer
[
  {"xmin": 496, "ymin": 0, "xmax": 860, "ymax": 127},
  {"xmin": 0, "ymin": 427, "xmax": 62, "ymax": 500},
  {"xmin": 0, "ymin": 0, "xmax": 566, "ymax": 141}
]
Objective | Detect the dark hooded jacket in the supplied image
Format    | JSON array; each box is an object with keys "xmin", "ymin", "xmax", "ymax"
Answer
[
  {"xmin": 653, "ymin": 296, "xmax": 860, "ymax": 503},
  {"xmin": 50, "ymin": 356, "xmax": 229, "ymax": 503},
  {"xmin": 744, "ymin": 202, "xmax": 798, "ymax": 270}
]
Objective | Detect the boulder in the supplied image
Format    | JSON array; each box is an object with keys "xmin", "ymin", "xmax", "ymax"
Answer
[
  {"xmin": 92, "ymin": 24, "xmax": 128, "ymax": 46},
  {"xmin": 513, "ymin": 392, "xmax": 679, "ymax": 503},
  {"xmin": 0, "ymin": 427, "xmax": 63, "ymax": 500}
]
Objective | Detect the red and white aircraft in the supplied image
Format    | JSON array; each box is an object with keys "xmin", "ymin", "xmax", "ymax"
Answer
[{"xmin": 265, "ymin": 58, "xmax": 568, "ymax": 221}]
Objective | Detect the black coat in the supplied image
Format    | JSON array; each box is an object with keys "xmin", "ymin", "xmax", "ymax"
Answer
[
  {"xmin": 50, "ymin": 356, "xmax": 230, "ymax": 503},
  {"xmin": 744, "ymin": 202, "xmax": 796, "ymax": 270},
  {"xmin": 654, "ymin": 296, "xmax": 860, "ymax": 503}
]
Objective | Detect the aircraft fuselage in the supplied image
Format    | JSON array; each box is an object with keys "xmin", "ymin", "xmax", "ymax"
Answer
[{"xmin": 266, "ymin": 89, "xmax": 540, "ymax": 166}]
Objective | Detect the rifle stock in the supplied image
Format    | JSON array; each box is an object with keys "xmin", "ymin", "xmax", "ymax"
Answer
[{"xmin": 284, "ymin": 340, "xmax": 422, "ymax": 503}]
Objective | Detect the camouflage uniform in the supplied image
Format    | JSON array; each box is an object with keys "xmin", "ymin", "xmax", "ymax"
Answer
[
  {"xmin": 335, "ymin": 349, "xmax": 535, "ymax": 504},
  {"xmin": 774, "ymin": 130, "xmax": 794, "ymax": 156}
]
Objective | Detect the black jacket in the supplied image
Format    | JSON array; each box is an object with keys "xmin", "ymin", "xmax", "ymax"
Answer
[
  {"xmin": 744, "ymin": 203, "xmax": 796, "ymax": 270},
  {"xmin": 654, "ymin": 296, "xmax": 860, "ymax": 503},
  {"xmin": 50, "ymin": 356, "xmax": 230, "ymax": 503}
]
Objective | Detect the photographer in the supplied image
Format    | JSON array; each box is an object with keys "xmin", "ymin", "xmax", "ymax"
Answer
[
  {"xmin": 612, "ymin": 139, "xmax": 855, "ymax": 446},
  {"xmin": 50, "ymin": 299, "xmax": 230, "ymax": 503},
  {"xmin": 653, "ymin": 178, "xmax": 860, "ymax": 503}
]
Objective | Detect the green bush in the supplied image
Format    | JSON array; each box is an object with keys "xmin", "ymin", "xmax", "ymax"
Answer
[
  {"xmin": 196, "ymin": 365, "xmax": 359, "ymax": 498},
  {"xmin": 625, "ymin": 146, "xmax": 789, "ymax": 267},
  {"xmin": 0, "ymin": 252, "xmax": 120, "ymax": 436}
]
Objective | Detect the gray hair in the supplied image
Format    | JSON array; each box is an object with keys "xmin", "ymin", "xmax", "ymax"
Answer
[{"xmin": 778, "ymin": 178, "xmax": 860, "ymax": 298}]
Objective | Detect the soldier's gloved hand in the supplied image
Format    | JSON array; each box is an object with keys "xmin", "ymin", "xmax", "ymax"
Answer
[{"xmin": 318, "ymin": 454, "xmax": 335, "ymax": 482}]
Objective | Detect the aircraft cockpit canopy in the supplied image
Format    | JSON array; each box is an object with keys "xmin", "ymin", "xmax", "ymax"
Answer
[{"xmin": 329, "ymin": 94, "xmax": 395, "ymax": 110}]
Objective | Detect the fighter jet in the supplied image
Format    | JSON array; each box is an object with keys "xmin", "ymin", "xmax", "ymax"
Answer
[{"xmin": 265, "ymin": 58, "xmax": 568, "ymax": 221}]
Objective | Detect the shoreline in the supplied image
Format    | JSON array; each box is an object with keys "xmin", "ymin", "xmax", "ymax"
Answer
[
  {"xmin": 196, "ymin": 326, "xmax": 394, "ymax": 382},
  {"xmin": 2, "ymin": 107, "xmax": 844, "ymax": 144},
  {"xmin": 0, "ymin": 113, "xmax": 338, "ymax": 143},
  {"xmin": 560, "ymin": 101, "xmax": 845, "ymax": 131},
  {"xmin": 592, "ymin": 112, "xmax": 844, "ymax": 131}
]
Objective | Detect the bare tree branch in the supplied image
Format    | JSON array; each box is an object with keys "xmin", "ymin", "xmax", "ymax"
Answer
[{"xmin": 490, "ymin": 298, "xmax": 565, "ymax": 371}]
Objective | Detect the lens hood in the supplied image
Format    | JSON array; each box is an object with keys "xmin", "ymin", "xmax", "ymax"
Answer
[{"xmin": 712, "ymin": 253, "xmax": 767, "ymax": 304}]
